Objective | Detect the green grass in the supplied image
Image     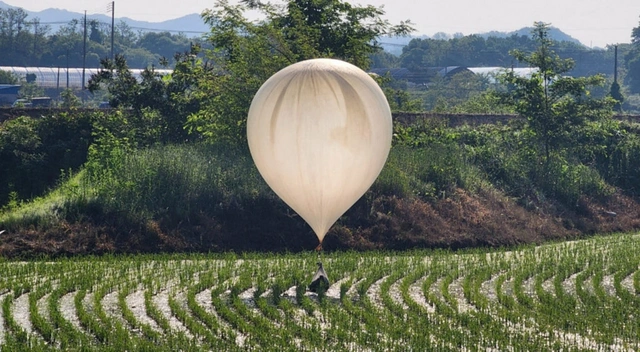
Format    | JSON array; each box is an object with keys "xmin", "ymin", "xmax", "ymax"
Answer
[
  {"xmin": 0, "ymin": 143, "xmax": 270, "ymax": 232},
  {"xmin": 0, "ymin": 233, "xmax": 638, "ymax": 350},
  {"xmin": 0, "ymin": 171, "xmax": 89, "ymax": 231}
]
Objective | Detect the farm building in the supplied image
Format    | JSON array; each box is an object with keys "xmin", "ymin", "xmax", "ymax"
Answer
[{"xmin": 0, "ymin": 84, "xmax": 20, "ymax": 106}]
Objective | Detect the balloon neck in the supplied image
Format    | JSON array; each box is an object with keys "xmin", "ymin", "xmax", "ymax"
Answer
[{"xmin": 314, "ymin": 243, "xmax": 323, "ymax": 252}]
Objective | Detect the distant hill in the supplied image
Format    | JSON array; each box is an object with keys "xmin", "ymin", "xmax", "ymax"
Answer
[
  {"xmin": 0, "ymin": 1, "xmax": 209, "ymax": 37},
  {"xmin": 480, "ymin": 27, "xmax": 583, "ymax": 46},
  {"xmin": 380, "ymin": 27, "xmax": 585, "ymax": 56}
]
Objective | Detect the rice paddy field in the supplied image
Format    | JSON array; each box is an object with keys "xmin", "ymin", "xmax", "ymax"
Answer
[{"xmin": 0, "ymin": 233, "xmax": 639, "ymax": 351}]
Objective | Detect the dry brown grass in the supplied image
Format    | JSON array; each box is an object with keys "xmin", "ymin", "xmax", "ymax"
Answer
[{"xmin": 324, "ymin": 188, "xmax": 640, "ymax": 251}]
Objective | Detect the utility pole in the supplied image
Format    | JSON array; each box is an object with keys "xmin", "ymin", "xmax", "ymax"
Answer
[
  {"xmin": 33, "ymin": 20, "xmax": 38, "ymax": 59},
  {"xmin": 110, "ymin": 1, "xmax": 115, "ymax": 61},
  {"xmin": 82, "ymin": 11, "xmax": 87, "ymax": 91},
  {"xmin": 614, "ymin": 45, "xmax": 618, "ymax": 83},
  {"xmin": 66, "ymin": 48, "xmax": 70, "ymax": 89}
]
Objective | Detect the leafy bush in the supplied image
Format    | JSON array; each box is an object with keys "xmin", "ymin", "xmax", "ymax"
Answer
[
  {"xmin": 537, "ymin": 156, "xmax": 613, "ymax": 206},
  {"xmin": 570, "ymin": 119, "xmax": 640, "ymax": 196},
  {"xmin": 458, "ymin": 122, "xmax": 613, "ymax": 207},
  {"xmin": 599, "ymin": 130, "xmax": 640, "ymax": 195},
  {"xmin": 375, "ymin": 143, "xmax": 483, "ymax": 200},
  {"xmin": 0, "ymin": 112, "xmax": 92, "ymax": 206}
]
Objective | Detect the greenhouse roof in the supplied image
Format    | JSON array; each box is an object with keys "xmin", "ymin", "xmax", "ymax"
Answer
[
  {"xmin": 468, "ymin": 67, "xmax": 538, "ymax": 78},
  {"xmin": 0, "ymin": 66, "xmax": 172, "ymax": 89}
]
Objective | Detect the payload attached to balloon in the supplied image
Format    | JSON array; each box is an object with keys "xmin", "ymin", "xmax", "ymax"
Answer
[{"xmin": 247, "ymin": 58, "xmax": 393, "ymax": 246}]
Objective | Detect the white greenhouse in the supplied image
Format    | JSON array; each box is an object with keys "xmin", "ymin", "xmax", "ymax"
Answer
[
  {"xmin": 468, "ymin": 67, "xmax": 538, "ymax": 82},
  {"xmin": 0, "ymin": 66, "xmax": 173, "ymax": 89}
]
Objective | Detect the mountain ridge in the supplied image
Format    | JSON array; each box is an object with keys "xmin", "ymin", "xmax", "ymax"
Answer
[
  {"xmin": 1, "ymin": 1, "xmax": 587, "ymax": 49},
  {"xmin": 380, "ymin": 27, "xmax": 587, "ymax": 55},
  {"xmin": 0, "ymin": 1, "xmax": 210, "ymax": 36}
]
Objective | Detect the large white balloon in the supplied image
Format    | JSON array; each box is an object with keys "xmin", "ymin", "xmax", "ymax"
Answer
[{"xmin": 247, "ymin": 58, "xmax": 392, "ymax": 244}]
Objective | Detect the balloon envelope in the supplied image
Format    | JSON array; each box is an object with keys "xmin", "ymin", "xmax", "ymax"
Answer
[{"xmin": 247, "ymin": 58, "xmax": 392, "ymax": 243}]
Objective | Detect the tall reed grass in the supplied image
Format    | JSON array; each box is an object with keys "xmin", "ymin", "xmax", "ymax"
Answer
[{"xmin": 76, "ymin": 143, "xmax": 268, "ymax": 225}]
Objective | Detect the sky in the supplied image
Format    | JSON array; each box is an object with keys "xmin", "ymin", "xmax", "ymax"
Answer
[{"xmin": 7, "ymin": 0, "xmax": 640, "ymax": 48}]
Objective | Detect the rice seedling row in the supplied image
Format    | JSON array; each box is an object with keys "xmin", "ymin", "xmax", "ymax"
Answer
[{"xmin": 0, "ymin": 234, "xmax": 639, "ymax": 350}]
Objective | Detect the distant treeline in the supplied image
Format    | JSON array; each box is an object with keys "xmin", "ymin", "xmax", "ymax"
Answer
[
  {"xmin": 0, "ymin": 7, "xmax": 198, "ymax": 69},
  {"xmin": 0, "ymin": 6, "xmax": 634, "ymax": 81},
  {"xmin": 373, "ymin": 34, "xmax": 623, "ymax": 78}
]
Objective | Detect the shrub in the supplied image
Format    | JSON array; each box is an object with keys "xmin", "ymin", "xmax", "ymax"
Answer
[
  {"xmin": 0, "ymin": 112, "xmax": 92, "ymax": 206},
  {"xmin": 537, "ymin": 156, "xmax": 613, "ymax": 206}
]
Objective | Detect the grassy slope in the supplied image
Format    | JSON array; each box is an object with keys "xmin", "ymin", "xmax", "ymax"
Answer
[{"xmin": 2, "ymin": 138, "xmax": 640, "ymax": 258}]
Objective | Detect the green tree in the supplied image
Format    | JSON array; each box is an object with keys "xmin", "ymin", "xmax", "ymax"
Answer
[
  {"xmin": 120, "ymin": 47, "xmax": 158, "ymax": 68},
  {"xmin": 423, "ymin": 70, "xmax": 491, "ymax": 111},
  {"xmin": 185, "ymin": 0, "xmax": 412, "ymax": 146},
  {"xmin": 609, "ymin": 80, "xmax": 624, "ymax": 111},
  {"xmin": 0, "ymin": 8, "xmax": 30, "ymax": 64},
  {"xmin": 116, "ymin": 20, "xmax": 137, "ymax": 49},
  {"xmin": 89, "ymin": 19, "xmax": 103, "ymax": 43},
  {"xmin": 400, "ymin": 38, "xmax": 452, "ymax": 69},
  {"xmin": 137, "ymin": 32, "xmax": 191, "ymax": 64},
  {"xmin": 88, "ymin": 47, "xmax": 203, "ymax": 144},
  {"xmin": 628, "ymin": 56, "xmax": 640, "ymax": 94},
  {"xmin": 627, "ymin": 17, "xmax": 640, "ymax": 93},
  {"xmin": 373, "ymin": 73, "xmax": 423, "ymax": 111},
  {"xmin": 370, "ymin": 50, "xmax": 400, "ymax": 68},
  {"xmin": 0, "ymin": 70, "xmax": 18, "ymax": 84},
  {"xmin": 498, "ymin": 22, "xmax": 613, "ymax": 160},
  {"xmin": 88, "ymin": 54, "xmax": 139, "ymax": 109},
  {"xmin": 60, "ymin": 88, "xmax": 81, "ymax": 108},
  {"xmin": 633, "ymin": 15, "xmax": 640, "ymax": 44},
  {"xmin": 18, "ymin": 82, "xmax": 45, "ymax": 99},
  {"xmin": 384, "ymin": 88, "xmax": 423, "ymax": 112},
  {"xmin": 46, "ymin": 19, "xmax": 84, "ymax": 68}
]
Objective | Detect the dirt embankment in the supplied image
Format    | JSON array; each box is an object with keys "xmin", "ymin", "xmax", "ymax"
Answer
[{"xmin": 2, "ymin": 188, "xmax": 639, "ymax": 258}]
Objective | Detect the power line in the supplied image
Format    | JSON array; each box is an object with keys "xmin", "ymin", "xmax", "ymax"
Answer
[
  {"xmin": 25, "ymin": 21, "xmax": 70, "ymax": 25},
  {"xmin": 26, "ymin": 19, "xmax": 207, "ymax": 35},
  {"xmin": 127, "ymin": 26, "xmax": 206, "ymax": 34}
]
